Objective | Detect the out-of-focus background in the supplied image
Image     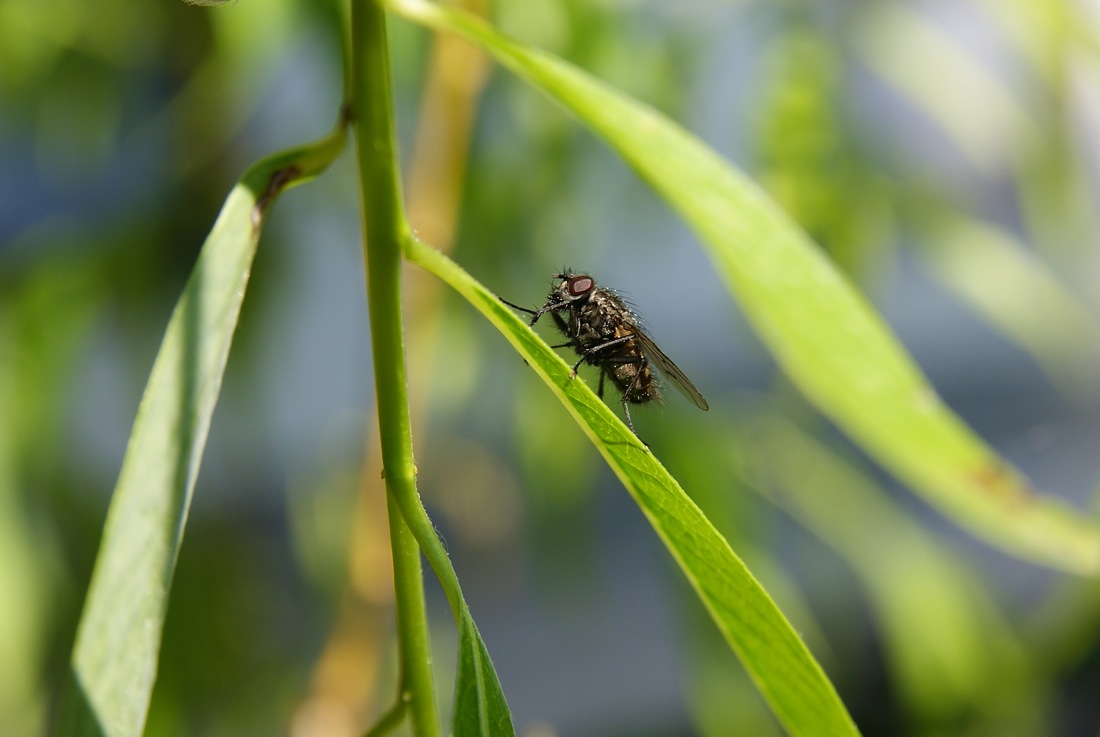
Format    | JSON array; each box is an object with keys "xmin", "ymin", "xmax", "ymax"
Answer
[{"xmin": 4, "ymin": 0, "xmax": 1100, "ymax": 735}]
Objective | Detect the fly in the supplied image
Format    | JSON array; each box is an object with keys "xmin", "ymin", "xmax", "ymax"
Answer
[{"xmin": 500, "ymin": 271, "xmax": 708, "ymax": 440}]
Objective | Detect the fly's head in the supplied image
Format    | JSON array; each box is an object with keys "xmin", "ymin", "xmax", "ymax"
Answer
[{"xmin": 551, "ymin": 271, "xmax": 597, "ymax": 306}]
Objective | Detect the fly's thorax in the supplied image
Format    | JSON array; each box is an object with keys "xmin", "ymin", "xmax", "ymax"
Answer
[
  {"xmin": 568, "ymin": 298, "xmax": 610, "ymax": 347},
  {"xmin": 572, "ymin": 317, "xmax": 602, "ymax": 348},
  {"xmin": 578, "ymin": 288, "xmax": 631, "ymax": 344},
  {"xmin": 591, "ymin": 288, "xmax": 635, "ymax": 322}
]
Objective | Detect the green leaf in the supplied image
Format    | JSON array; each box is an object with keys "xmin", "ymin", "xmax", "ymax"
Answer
[
  {"xmin": 452, "ymin": 613, "xmax": 515, "ymax": 737},
  {"xmin": 919, "ymin": 216, "xmax": 1100, "ymax": 396},
  {"xmin": 854, "ymin": 2, "xmax": 1035, "ymax": 174},
  {"xmin": 57, "ymin": 121, "xmax": 346, "ymax": 737},
  {"xmin": 405, "ymin": 237, "xmax": 860, "ymax": 737},
  {"xmin": 389, "ymin": 0, "xmax": 1100, "ymax": 576},
  {"xmin": 748, "ymin": 417, "xmax": 1033, "ymax": 721}
]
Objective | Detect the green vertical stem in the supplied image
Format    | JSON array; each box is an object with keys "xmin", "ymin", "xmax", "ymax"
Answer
[{"xmin": 350, "ymin": 2, "xmax": 441, "ymax": 736}]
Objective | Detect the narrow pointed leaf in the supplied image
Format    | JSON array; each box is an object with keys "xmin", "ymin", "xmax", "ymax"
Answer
[
  {"xmin": 57, "ymin": 123, "xmax": 347, "ymax": 737},
  {"xmin": 405, "ymin": 237, "xmax": 860, "ymax": 737},
  {"xmin": 749, "ymin": 417, "xmax": 1030, "ymax": 718},
  {"xmin": 452, "ymin": 614, "xmax": 515, "ymax": 737},
  {"xmin": 389, "ymin": 0, "xmax": 1100, "ymax": 576}
]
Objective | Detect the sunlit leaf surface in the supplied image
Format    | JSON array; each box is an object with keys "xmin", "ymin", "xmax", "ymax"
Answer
[
  {"xmin": 749, "ymin": 417, "xmax": 1034, "ymax": 723},
  {"xmin": 57, "ymin": 123, "xmax": 346, "ymax": 737},
  {"xmin": 390, "ymin": 0, "xmax": 1100, "ymax": 576},
  {"xmin": 406, "ymin": 237, "xmax": 860, "ymax": 737}
]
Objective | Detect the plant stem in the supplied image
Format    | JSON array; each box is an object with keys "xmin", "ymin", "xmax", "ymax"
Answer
[
  {"xmin": 359, "ymin": 650, "xmax": 409, "ymax": 737},
  {"xmin": 350, "ymin": 2, "xmax": 441, "ymax": 736}
]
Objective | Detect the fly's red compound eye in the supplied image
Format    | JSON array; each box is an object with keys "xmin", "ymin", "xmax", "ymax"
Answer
[{"xmin": 567, "ymin": 275, "xmax": 595, "ymax": 297}]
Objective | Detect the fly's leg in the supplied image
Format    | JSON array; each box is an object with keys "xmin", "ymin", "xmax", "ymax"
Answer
[
  {"xmin": 550, "ymin": 309, "xmax": 571, "ymax": 335},
  {"xmin": 619, "ymin": 394, "xmax": 649, "ymax": 448},
  {"xmin": 621, "ymin": 396, "xmax": 636, "ymax": 435},
  {"xmin": 547, "ymin": 310, "xmax": 581, "ymax": 353},
  {"xmin": 570, "ymin": 334, "xmax": 635, "ymax": 377},
  {"xmin": 619, "ymin": 356, "xmax": 650, "ymax": 447},
  {"xmin": 598, "ymin": 369, "xmax": 607, "ymax": 399},
  {"xmin": 498, "ymin": 296, "xmax": 567, "ymax": 328},
  {"xmin": 546, "ymin": 310, "xmax": 584, "ymax": 361},
  {"xmin": 498, "ymin": 296, "xmax": 537, "ymax": 318}
]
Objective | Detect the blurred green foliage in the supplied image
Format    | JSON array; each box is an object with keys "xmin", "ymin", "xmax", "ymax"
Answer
[{"xmin": 4, "ymin": 0, "xmax": 1100, "ymax": 735}]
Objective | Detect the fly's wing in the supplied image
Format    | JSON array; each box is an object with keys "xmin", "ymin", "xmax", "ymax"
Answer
[{"xmin": 635, "ymin": 330, "xmax": 709, "ymax": 411}]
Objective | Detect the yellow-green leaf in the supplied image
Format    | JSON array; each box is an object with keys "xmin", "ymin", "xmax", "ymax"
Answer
[
  {"xmin": 389, "ymin": 0, "xmax": 1100, "ymax": 576},
  {"xmin": 405, "ymin": 237, "xmax": 860, "ymax": 737}
]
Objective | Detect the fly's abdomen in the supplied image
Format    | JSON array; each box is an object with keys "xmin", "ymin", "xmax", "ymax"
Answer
[
  {"xmin": 622, "ymin": 365, "xmax": 661, "ymax": 405},
  {"xmin": 603, "ymin": 337, "xmax": 662, "ymax": 405}
]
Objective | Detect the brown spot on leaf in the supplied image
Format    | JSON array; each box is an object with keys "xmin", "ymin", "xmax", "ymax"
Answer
[
  {"xmin": 971, "ymin": 460, "xmax": 1035, "ymax": 508},
  {"xmin": 251, "ymin": 165, "xmax": 302, "ymax": 234}
]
